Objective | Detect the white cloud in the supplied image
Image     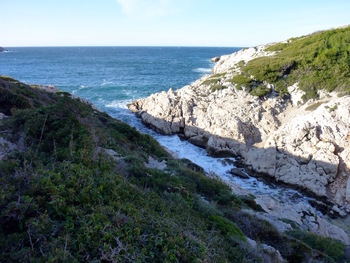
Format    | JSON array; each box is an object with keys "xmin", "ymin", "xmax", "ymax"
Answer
[{"xmin": 115, "ymin": 0, "xmax": 186, "ymax": 18}]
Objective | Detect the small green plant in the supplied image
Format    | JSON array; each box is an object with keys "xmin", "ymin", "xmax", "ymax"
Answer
[
  {"xmin": 265, "ymin": 42, "xmax": 289, "ymax": 52},
  {"xmin": 210, "ymin": 84, "xmax": 227, "ymax": 92},
  {"xmin": 305, "ymin": 101, "xmax": 325, "ymax": 111},
  {"xmin": 327, "ymin": 104, "xmax": 338, "ymax": 112},
  {"xmin": 240, "ymin": 195, "xmax": 265, "ymax": 212},
  {"xmin": 201, "ymin": 78, "xmax": 220, "ymax": 86},
  {"xmin": 230, "ymin": 74, "xmax": 254, "ymax": 90},
  {"xmin": 237, "ymin": 60, "xmax": 245, "ymax": 68},
  {"xmin": 249, "ymin": 85, "xmax": 271, "ymax": 97},
  {"xmin": 209, "ymin": 215, "xmax": 246, "ymax": 241}
]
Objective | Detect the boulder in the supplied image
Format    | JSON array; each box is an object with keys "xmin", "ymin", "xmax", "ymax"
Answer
[
  {"xmin": 229, "ymin": 168, "xmax": 250, "ymax": 179},
  {"xmin": 210, "ymin": 56, "xmax": 220, "ymax": 62}
]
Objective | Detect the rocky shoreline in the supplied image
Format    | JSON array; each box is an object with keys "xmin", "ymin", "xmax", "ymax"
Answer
[{"xmin": 128, "ymin": 45, "xmax": 350, "ymax": 220}]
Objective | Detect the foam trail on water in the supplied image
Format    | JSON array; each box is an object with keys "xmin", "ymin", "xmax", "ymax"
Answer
[
  {"xmin": 153, "ymin": 132, "xmax": 310, "ymax": 205},
  {"xmin": 193, "ymin": 68, "xmax": 212, "ymax": 74},
  {"xmin": 105, "ymin": 99, "xmax": 133, "ymax": 109},
  {"xmin": 110, "ymin": 110, "xmax": 314, "ymax": 207},
  {"xmin": 101, "ymin": 79, "xmax": 113, "ymax": 86}
]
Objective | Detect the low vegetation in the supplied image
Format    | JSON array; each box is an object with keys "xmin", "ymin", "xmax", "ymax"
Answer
[
  {"xmin": 287, "ymin": 230, "xmax": 347, "ymax": 261},
  {"xmin": 249, "ymin": 85, "xmax": 271, "ymax": 98},
  {"xmin": 230, "ymin": 74, "xmax": 254, "ymax": 90},
  {"xmin": 0, "ymin": 76, "xmax": 346, "ymax": 262},
  {"xmin": 240, "ymin": 26, "xmax": 350, "ymax": 99},
  {"xmin": 201, "ymin": 77, "xmax": 220, "ymax": 86},
  {"xmin": 210, "ymin": 84, "xmax": 227, "ymax": 92}
]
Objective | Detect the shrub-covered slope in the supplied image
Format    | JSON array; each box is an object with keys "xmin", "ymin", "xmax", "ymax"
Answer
[
  {"xmin": 0, "ymin": 76, "xmax": 347, "ymax": 262},
  {"xmin": 229, "ymin": 26, "xmax": 350, "ymax": 99}
]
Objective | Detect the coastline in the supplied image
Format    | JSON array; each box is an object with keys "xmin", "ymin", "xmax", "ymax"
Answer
[
  {"xmin": 127, "ymin": 27, "xmax": 350, "ymax": 243},
  {"xmin": 127, "ymin": 38, "xmax": 350, "ymax": 217}
]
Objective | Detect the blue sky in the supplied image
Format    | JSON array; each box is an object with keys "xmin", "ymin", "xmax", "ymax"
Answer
[{"xmin": 2, "ymin": 0, "xmax": 349, "ymax": 47}]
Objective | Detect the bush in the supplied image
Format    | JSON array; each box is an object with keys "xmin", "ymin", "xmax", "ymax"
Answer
[
  {"xmin": 209, "ymin": 215, "xmax": 246, "ymax": 241},
  {"xmin": 287, "ymin": 230, "xmax": 347, "ymax": 261},
  {"xmin": 230, "ymin": 74, "xmax": 254, "ymax": 90},
  {"xmin": 201, "ymin": 78, "xmax": 219, "ymax": 86},
  {"xmin": 249, "ymin": 85, "xmax": 271, "ymax": 97},
  {"xmin": 210, "ymin": 84, "xmax": 227, "ymax": 92}
]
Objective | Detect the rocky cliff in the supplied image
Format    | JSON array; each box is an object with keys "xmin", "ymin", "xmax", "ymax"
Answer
[{"xmin": 128, "ymin": 27, "xmax": 350, "ymax": 216}]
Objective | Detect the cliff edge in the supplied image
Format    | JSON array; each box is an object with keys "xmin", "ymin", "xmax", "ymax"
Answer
[{"xmin": 128, "ymin": 26, "xmax": 350, "ymax": 215}]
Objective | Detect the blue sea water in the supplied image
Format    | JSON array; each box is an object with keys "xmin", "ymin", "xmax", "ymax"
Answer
[
  {"xmin": 0, "ymin": 46, "xmax": 316, "ymax": 207},
  {"xmin": 0, "ymin": 46, "xmax": 238, "ymax": 111}
]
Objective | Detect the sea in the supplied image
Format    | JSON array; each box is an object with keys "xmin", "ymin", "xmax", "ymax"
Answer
[{"xmin": 0, "ymin": 47, "xmax": 314, "ymax": 207}]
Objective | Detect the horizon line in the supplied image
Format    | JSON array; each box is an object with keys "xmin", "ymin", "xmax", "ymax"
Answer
[{"xmin": 2, "ymin": 45, "xmax": 246, "ymax": 49}]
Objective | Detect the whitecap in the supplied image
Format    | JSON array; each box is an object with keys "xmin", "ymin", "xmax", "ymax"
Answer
[
  {"xmin": 79, "ymin": 85, "xmax": 87, "ymax": 89},
  {"xmin": 105, "ymin": 99, "xmax": 133, "ymax": 109},
  {"xmin": 101, "ymin": 79, "xmax": 113, "ymax": 86},
  {"xmin": 193, "ymin": 68, "xmax": 212, "ymax": 74}
]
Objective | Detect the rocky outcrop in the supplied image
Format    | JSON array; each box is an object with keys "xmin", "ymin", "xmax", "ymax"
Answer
[
  {"xmin": 210, "ymin": 56, "xmax": 220, "ymax": 62},
  {"xmin": 128, "ymin": 45, "xmax": 350, "ymax": 217},
  {"xmin": 0, "ymin": 47, "xmax": 6, "ymax": 52}
]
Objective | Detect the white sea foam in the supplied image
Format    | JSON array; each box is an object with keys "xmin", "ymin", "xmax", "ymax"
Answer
[
  {"xmin": 154, "ymin": 133, "xmax": 313, "ymax": 205},
  {"xmin": 105, "ymin": 99, "xmax": 132, "ymax": 109},
  {"xmin": 193, "ymin": 68, "xmax": 212, "ymax": 74},
  {"xmin": 117, "ymin": 115, "xmax": 314, "ymax": 207},
  {"xmin": 102, "ymin": 79, "xmax": 113, "ymax": 86}
]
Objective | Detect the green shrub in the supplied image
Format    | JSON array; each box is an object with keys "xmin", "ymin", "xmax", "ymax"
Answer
[
  {"xmin": 287, "ymin": 230, "xmax": 347, "ymax": 261},
  {"xmin": 249, "ymin": 85, "xmax": 271, "ymax": 97},
  {"xmin": 209, "ymin": 215, "xmax": 246, "ymax": 241},
  {"xmin": 201, "ymin": 78, "xmax": 219, "ymax": 86},
  {"xmin": 305, "ymin": 101, "xmax": 325, "ymax": 111},
  {"xmin": 210, "ymin": 84, "xmax": 227, "ymax": 92},
  {"xmin": 265, "ymin": 42, "xmax": 289, "ymax": 52},
  {"xmin": 230, "ymin": 74, "xmax": 254, "ymax": 90},
  {"xmin": 240, "ymin": 195, "xmax": 265, "ymax": 212}
]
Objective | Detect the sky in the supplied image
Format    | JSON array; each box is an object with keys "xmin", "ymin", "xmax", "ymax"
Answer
[{"xmin": 1, "ymin": 0, "xmax": 350, "ymax": 47}]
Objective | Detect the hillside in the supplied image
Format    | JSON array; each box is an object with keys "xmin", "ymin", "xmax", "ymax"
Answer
[
  {"xmin": 215, "ymin": 26, "xmax": 350, "ymax": 99},
  {"xmin": 1, "ymin": 76, "xmax": 349, "ymax": 262}
]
